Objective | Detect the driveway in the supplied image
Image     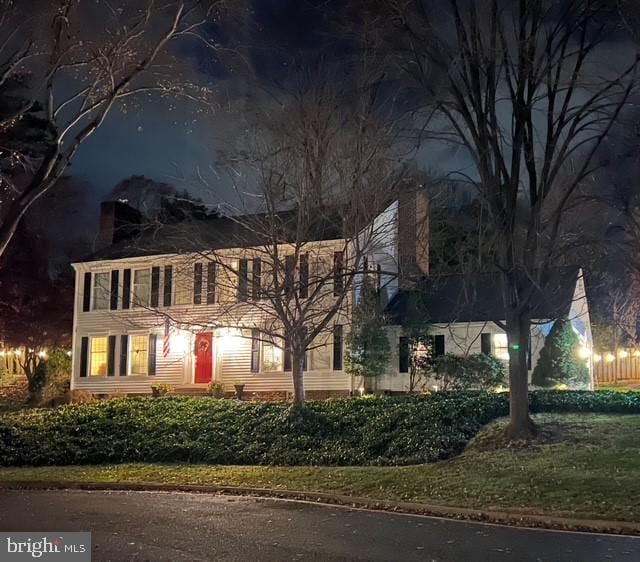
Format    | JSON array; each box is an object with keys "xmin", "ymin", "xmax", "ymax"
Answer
[{"xmin": 0, "ymin": 490, "xmax": 638, "ymax": 561}]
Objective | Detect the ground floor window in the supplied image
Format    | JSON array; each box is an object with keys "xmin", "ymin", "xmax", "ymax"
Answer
[
  {"xmin": 90, "ymin": 336, "xmax": 108, "ymax": 376},
  {"xmin": 262, "ymin": 341, "xmax": 284, "ymax": 372},
  {"xmin": 493, "ymin": 333, "xmax": 509, "ymax": 361},
  {"xmin": 130, "ymin": 334, "xmax": 149, "ymax": 375}
]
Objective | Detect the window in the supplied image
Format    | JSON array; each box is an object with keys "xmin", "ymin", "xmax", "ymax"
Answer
[
  {"xmin": 130, "ymin": 334, "xmax": 149, "ymax": 375},
  {"xmin": 238, "ymin": 259, "xmax": 249, "ymax": 302},
  {"xmin": 333, "ymin": 251, "xmax": 344, "ymax": 296},
  {"xmin": 252, "ymin": 258, "xmax": 262, "ymax": 300},
  {"xmin": 299, "ymin": 253, "xmax": 309, "ymax": 298},
  {"xmin": 480, "ymin": 333, "xmax": 492, "ymax": 355},
  {"xmin": 309, "ymin": 341, "xmax": 331, "ymax": 371},
  {"xmin": 193, "ymin": 263, "xmax": 203, "ymax": 305},
  {"xmin": 90, "ymin": 336, "xmax": 108, "ymax": 376},
  {"xmin": 285, "ymin": 255, "xmax": 295, "ymax": 297},
  {"xmin": 399, "ymin": 336, "xmax": 410, "ymax": 373},
  {"xmin": 251, "ymin": 329, "xmax": 260, "ymax": 372},
  {"xmin": 432, "ymin": 334, "xmax": 445, "ymax": 357},
  {"xmin": 173, "ymin": 266, "xmax": 191, "ymax": 305},
  {"xmin": 493, "ymin": 333, "xmax": 509, "ymax": 361},
  {"xmin": 206, "ymin": 262, "xmax": 216, "ymax": 304},
  {"xmin": 132, "ymin": 269, "xmax": 151, "ymax": 308},
  {"xmin": 333, "ymin": 325, "xmax": 343, "ymax": 370},
  {"xmin": 92, "ymin": 272, "xmax": 110, "ymax": 310},
  {"xmin": 262, "ymin": 340, "xmax": 283, "ymax": 372}
]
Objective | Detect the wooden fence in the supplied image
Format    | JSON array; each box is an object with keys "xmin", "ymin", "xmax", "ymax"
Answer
[{"xmin": 594, "ymin": 354, "xmax": 640, "ymax": 386}]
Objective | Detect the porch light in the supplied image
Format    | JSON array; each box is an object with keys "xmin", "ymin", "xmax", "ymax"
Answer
[
  {"xmin": 593, "ymin": 353, "xmax": 602, "ymax": 363},
  {"xmin": 605, "ymin": 353, "xmax": 615, "ymax": 362},
  {"xmin": 633, "ymin": 350, "xmax": 640, "ymax": 358},
  {"xmin": 13, "ymin": 350, "xmax": 20, "ymax": 356},
  {"xmin": 37, "ymin": 351, "xmax": 47, "ymax": 359},
  {"xmin": 618, "ymin": 350, "xmax": 629, "ymax": 359},
  {"xmin": 170, "ymin": 332, "xmax": 189, "ymax": 355}
]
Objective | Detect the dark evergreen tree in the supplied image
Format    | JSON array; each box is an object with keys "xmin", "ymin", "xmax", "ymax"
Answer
[
  {"xmin": 531, "ymin": 318, "xmax": 590, "ymax": 388},
  {"xmin": 345, "ymin": 277, "xmax": 391, "ymax": 385}
]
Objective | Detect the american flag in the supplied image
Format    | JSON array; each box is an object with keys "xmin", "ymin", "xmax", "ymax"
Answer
[{"xmin": 163, "ymin": 318, "xmax": 172, "ymax": 357}]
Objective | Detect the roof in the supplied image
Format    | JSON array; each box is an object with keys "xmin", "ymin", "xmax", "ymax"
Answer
[
  {"xmin": 386, "ymin": 268, "xmax": 582, "ymax": 324},
  {"xmin": 84, "ymin": 208, "xmax": 345, "ymax": 262}
]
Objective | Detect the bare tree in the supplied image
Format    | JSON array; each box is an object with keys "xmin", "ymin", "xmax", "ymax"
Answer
[
  {"xmin": 0, "ymin": 0, "xmax": 223, "ymax": 258},
  {"xmin": 363, "ymin": 0, "xmax": 638, "ymax": 437}
]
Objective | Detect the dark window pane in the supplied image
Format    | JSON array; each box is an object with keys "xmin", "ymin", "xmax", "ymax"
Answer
[
  {"xmin": 399, "ymin": 336, "xmax": 410, "ymax": 373},
  {"xmin": 480, "ymin": 333, "xmax": 492, "ymax": 355},
  {"xmin": 193, "ymin": 263, "xmax": 203, "ymax": 305},
  {"xmin": 333, "ymin": 325, "xmax": 343, "ymax": 370}
]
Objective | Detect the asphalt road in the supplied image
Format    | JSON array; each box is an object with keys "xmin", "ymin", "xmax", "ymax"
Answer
[{"xmin": 0, "ymin": 490, "xmax": 638, "ymax": 562}]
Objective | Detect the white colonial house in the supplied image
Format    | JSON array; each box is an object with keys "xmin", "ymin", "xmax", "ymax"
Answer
[{"xmin": 70, "ymin": 196, "xmax": 592, "ymax": 398}]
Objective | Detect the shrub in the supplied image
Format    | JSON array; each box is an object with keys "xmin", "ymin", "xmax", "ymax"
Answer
[
  {"xmin": 150, "ymin": 384, "xmax": 175, "ymax": 397},
  {"xmin": 208, "ymin": 382, "xmax": 225, "ymax": 398},
  {"xmin": 532, "ymin": 318, "xmax": 590, "ymax": 388},
  {"xmin": 0, "ymin": 392, "xmax": 507, "ymax": 467},
  {"xmin": 431, "ymin": 353, "xmax": 505, "ymax": 390},
  {"xmin": 40, "ymin": 348, "xmax": 71, "ymax": 407},
  {"xmin": 1, "ymin": 391, "xmax": 638, "ymax": 468}
]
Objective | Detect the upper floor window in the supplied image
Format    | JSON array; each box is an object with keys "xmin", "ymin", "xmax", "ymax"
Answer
[
  {"xmin": 173, "ymin": 266, "xmax": 192, "ymax": 306},
  {"xmin": 132, "ymin": 269, "xmax": 151, "ymax": 308},
  {"xmin": 92, "ymin": 272, "xmax": 110, "ymax": 310},
  {"xmin": 262, "ymin": 339, "xmax": 284, "ymax": 372}
]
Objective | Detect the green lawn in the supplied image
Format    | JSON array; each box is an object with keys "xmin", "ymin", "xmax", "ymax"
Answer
[{"xmin": 1, "ymin": 413, "xmax": 639, "ymax": 522}]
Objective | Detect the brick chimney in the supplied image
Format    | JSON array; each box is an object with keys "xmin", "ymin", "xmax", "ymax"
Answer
[
  {"xmin": 96, "ymin": 201, "xmax": 142, "ymax": 250},
  {"xmin": 397, "ymin": 187, "xmax": 429, "ymax": 289}
]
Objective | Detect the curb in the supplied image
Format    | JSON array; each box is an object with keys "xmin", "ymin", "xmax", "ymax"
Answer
[{"xmin": 1, "ymin": 480, "xmax": 639, "ymax": 536}]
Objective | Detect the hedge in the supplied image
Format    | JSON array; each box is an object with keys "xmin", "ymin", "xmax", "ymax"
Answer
[{"xmin": 0, "ymin": 391, "xmax": 638, "ymax": 467}]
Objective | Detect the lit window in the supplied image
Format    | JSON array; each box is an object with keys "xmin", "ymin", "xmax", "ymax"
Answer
[
  {"xmin": 493, "ymin": 333, "xmax": 509, "ymax": 361},
  {"xmin": 309, "ymin": 340, "xmax": 331, "ymax": 371},
  {"xmin": 130, "ymin": 335, "xmax": 149, "ymax": 375},
  {"xmin": 132, "ymin": 269, "xmax": 151, "ymax": 308},
  {"xmin": 173, "ymin": 266, "xmax": 191, "ymax": 306},
  {"xmin": 262, "ymin": 341, "xmax": 283, "ymax": 372},
  {"xmin": 90, "ymin": 336, "xmax": 108, "ymax": 376},
  {"xmin": 92, "ymin": 272, "xmax": 110, "ymax": 310}
]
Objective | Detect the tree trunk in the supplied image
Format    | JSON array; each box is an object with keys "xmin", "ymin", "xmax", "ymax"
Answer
[
  {"xmin": 504, "ymin": 311, "xmax": 537, "ymax": 439},
  {"xmin": 291, "ymin": 350, "xmax": 305, "ymax": 408}
]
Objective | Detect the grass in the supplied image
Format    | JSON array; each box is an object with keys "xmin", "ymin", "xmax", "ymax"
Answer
[{"xmin": 1, "ymin": 413, "xmax": 639, "ymax": 522}]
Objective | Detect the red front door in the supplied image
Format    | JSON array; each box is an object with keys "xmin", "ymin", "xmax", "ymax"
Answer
[{"xmin": 195, "ymin": 332, "xmax": 214, "ymax": 383}]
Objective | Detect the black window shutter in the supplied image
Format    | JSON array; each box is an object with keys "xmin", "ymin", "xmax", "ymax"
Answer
[
  {"xmin": 238, "ymin": 259, "xmax": 248, "ymax": 302},
  {"xmin": 283, "ymin": 335, "xmax": 292, "ymax": 372},
  {"xmin": 399, "ymin": 336, "xmax": 410, "ymax": 373},
  {"xmin": 480, "ymin": 333, "xmax": 492, "ymax": 355},
  {"xmin": 82, "ymin": 272, "xmax": 92, "ymax": 311},
  {"xmin": 333, "ymin": 325, "xmax": 343, "ymax": 371},
  {"xmin": 109, "ymin": 270, "xmax": 119, "ymax": 310},
  {"xmin": 376, "ymin": 263, "xmax": 382, "ymax": 291},
  {"xmin": 299, "ymin": 253, "xmax": 309, "ymax": 298},
  {"xmin": 107, "ymin": 335, "xmax": 116, "ymax": 376},
  {"xmin": 193, "ymin": 263, "xmax": 203, "ymax": 305},
  {"xmin": 207, "ymin": 262, "xmax": 216, "ymax": 304},
  {"xmin": 119, "ymin": 335, "xmax": 128, "ymax": 376},
  {"xmin": 285, "ymin": 255, "xmax": 296, "ymax": 297},
  {"xmin": 79, "ymin": 337, "xmax": 89, "ymax": 377},
  {"xmin": 527, "ymin": 332, "xmax": 532, "ymax": 370},
  {"xmin": 148, "ymin": 333, "xmax": 157, "ymax": 376},
  {"xmin": 333, "ymin": 251, "xmax": 344, "ymax": 296},
  {"xmin": 250, "ymin": 329, "xmax": 260, "ymax": 372},
  {"xmin": 434, "ymin": 335, "xmax": 445, "ymax": 357},
  {"xmin": 122, "ymin": 269, "xmax": 131, "ymax": 309},
  {"xmin": 163, "ymin": 266, "xmax": 172, "ymax": 307},
  {"xmin": 252, "ymin": 258, "xmax": 262, "ymax": 300},
  {"xmin": 150, "ymin": 266, "xmax": 160, "ymax": 307}
]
